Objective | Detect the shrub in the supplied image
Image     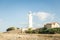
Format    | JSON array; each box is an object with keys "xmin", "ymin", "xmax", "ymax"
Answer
[
  {"xmin": 39, "ymin": 28, "xmax": 60, "ymax": 34},
  {"xmin": 6, "ymin": 27, "xmax": 17, "ymax": 31}
]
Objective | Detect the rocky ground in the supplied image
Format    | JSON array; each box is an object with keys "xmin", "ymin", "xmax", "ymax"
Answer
[
  {"xmin": 0, "ymin": 30, "xmax": 60, "ymax": 40},
  {"xmin": 0, "ymin": 32, "xmax": 60, "ymax": 40}
]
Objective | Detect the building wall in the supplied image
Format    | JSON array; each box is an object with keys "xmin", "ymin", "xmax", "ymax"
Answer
[
  {"xmin": 52, "ymin": 23, "xmax": 60, "ymax": 28},
  {"xmin": 28, "ymin": 12, "xmax": 33, "ymax": 28},
  {"xmin": 44, "ymin": 22, "xmax": 60, "ymax": 28},
  {"xmin": 44, "ymin": 24, "xmax": 52, "ymax": 28}
]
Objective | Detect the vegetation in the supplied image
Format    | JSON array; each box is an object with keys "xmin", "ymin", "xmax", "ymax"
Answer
[
  {"xmin": 6, "ymin": 27, "xmax": 20, "ymax": 31},
  {"xmin": 25, "ymin": 28, "xmax": 33, "ymax": 33},
  {"xmin": 25, "ymin": 27, "xmax": 60, "ymax": 34},
  {"xmin": 6, "ymin": 26, "xmax": 60, "ymax": 34},
  {"xmin": 39, "ymin": 28, "xmax": 60, "ymax": 34}
]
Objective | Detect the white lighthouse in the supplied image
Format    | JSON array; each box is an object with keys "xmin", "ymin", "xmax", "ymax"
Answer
[{"xmin": 28, "ymin": 11, "xmax": 33, "ymax": 28}]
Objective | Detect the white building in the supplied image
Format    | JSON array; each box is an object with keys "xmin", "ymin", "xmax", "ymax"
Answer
[
  {"xmin": 44, "ymin": 22, "xmax": 60, "ymax": 28},
  {"xmin": 28, "ymin": 11, "xmax": 33, "ymax": 28}
]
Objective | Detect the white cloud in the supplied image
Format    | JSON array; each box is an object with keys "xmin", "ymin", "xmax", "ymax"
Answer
[{"xmin": 33, "ymin": 12, "xmax": 55, "ymax": 21}]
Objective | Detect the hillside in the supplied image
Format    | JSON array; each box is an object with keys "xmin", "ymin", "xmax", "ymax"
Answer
[{"xmin": 0, "ymin": 30, "xmax": 60, "ymax": 40}]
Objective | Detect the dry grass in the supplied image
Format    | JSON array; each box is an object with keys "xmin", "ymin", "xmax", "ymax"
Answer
[
  {"xmin": 0, "ymin": 30, "xmax": 60, "ymax": 40},
  {"xmin": 0, "ymin": 33, "xmax": 60, "ymax": 40}
]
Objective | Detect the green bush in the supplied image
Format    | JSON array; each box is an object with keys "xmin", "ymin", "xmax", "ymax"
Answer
[
  {"xmin": 53, "ymin": 28, "xmax": 60, "ymax": 33},
  {"xmin": 39, "ymin": 28, "xmax": 60, "ymax": 34},
  {"xmin": 6, "ymin": 27, "xmax": 17, "ymax": 31},
  {"xmin": 31, "ymin": 27, "xmax": 60, "ymax": 34},
  {"xmin": 25, "ymin": 28, "xmax": 33, "ymax": 33},
  {"xmin": 23, "ymin": 27, "xmax": 60, "ymax": 34}
]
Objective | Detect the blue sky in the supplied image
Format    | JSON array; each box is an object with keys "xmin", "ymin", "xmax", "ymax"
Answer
[{"xmin": 0, "ymin": 0, "xmax": 60, "ymax": 32}]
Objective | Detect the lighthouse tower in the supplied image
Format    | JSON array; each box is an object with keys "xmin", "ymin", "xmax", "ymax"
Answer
[{"xmin": 28, "ymin": 11, "xmax": 33, "ymax": 28}]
